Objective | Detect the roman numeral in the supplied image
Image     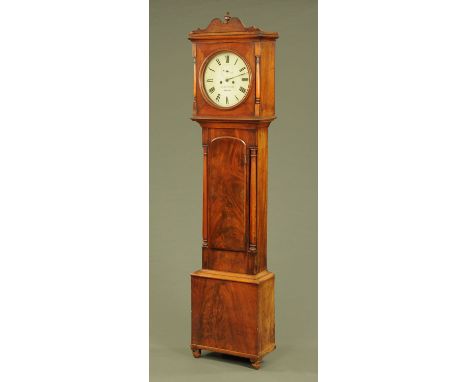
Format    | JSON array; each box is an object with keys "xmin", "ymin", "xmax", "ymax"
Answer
[
  {"xmin": 242, "ymin": 78, "xmax": 248, "ymax": 81},
  {"xmin": 216, "ymin": 58, "xmax": 221, "ymax": 65},
  {"xmin": 216, "ymin": 94, "xmax": 220, "ymax": 102},
  {"xmin": 234, "ymin": 58, "xmax": 238, "ymax": 65},
  {"xmin": 209, "ymin": 87, "xmax": 215, "ymax": 94},
  {"xmin": 225, "ymin": 55, "xmax": 229, "ymax": 63},
  {"xmin": 235, "ymin": 95, "xmax": 239, "ymax": 101},
  {"xmin": 206, "ymin": 79, "xmax": 213, "ymax": 82},
  {"xmin": 239, "ymin": 67, "xmax": 246, "ymax": 72},
  {"xmin": 239, "ymin": 87, "xmax": 246, "ymax": 93},
  {"xmin": 225, "ymin": 96, "xmax": 229, "ymax": 105},
  {"xmin": 209, "ymin": 67, "xmax": 215, "ymax": 72}
]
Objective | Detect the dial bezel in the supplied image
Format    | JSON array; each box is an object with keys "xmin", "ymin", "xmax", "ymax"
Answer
[{"xmin": 199, "ymin": 49, "xmax": 253, "ymax": 110}]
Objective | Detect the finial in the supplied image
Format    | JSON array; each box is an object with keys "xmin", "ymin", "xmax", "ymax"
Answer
[{"xmin": 224, "ymin": 12, "xmax": 231, "ymax": 23}]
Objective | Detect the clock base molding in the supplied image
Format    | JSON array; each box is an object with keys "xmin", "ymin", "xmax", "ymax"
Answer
[{"xmin": 191, "ymin": 269, "xmax": 276, "ymax": 369}]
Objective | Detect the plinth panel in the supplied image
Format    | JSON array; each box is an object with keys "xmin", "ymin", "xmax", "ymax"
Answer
[{"xmin": 191, "ymin": 269, "xmax": 275, "ymax": 358}]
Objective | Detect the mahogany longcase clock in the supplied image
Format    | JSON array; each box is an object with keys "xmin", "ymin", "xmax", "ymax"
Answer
[{"xmin": 189, "ymin": 13, "xmax": 278, "ymax": 370}]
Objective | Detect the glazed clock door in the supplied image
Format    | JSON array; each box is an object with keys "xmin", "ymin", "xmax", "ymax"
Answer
[{"xmin": 207, "ymin": 136, "xmax": 248, "ymax": 252}]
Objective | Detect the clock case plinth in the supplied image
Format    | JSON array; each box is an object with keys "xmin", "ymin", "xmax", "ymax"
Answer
[
  {"xmin": 191, "ymin": 269, "xmax": 275, "ymax": 368},
  {"xmin": 189, "ymin": 15, "xmax": 278, "ymax": 369}
]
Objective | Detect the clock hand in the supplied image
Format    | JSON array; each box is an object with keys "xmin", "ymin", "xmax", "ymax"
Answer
[{"xmin": 225, "ymin": 73, "xmax": 248, "ymax": 81}]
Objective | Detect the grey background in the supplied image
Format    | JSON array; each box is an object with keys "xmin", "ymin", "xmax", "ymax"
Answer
[{"xmin": 150, "ymin": 0, "xmax": 317, "ymax": 380}]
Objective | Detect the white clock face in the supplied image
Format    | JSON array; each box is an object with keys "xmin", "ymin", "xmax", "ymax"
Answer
[{"xmin": 202, "ymin": 51, "xmax": 251, "ymax": 108}]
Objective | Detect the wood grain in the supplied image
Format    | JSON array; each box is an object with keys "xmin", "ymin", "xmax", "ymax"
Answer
[
  {"xmin": 256, "ymin": 126, "xmax": 269, "ymax": 272},
  {"xmin": 258, "ymin": 274, "xmax": 275, "ymax": 353},
  {"xmin": 191, "ymin": 268, "xmax": 272, "ymax": 283},
  {"xmin": 202, "ymin": 144, "xmax": 208, "ymax": 247},
  {"xmin": 191, "ymin": 275, "xmax": 257, "ymax": 354},
  {"xmin": 191, "ymin": 270, "xmax": 275, "ymax": 362},
  {"xmin": 259, "ymin": 41, "xmax": 276, "ymax": 117},
  {"xmin": 208, "ymin": 136, "xmax": 247, "ymax": 251},
  {"xmin": 255, "ymin": 42, "xmax": 261, "ymax": 116},
  {"xmin": 249, "ymin": 146, "xmax": 257, "ymax": 254},
  {"xmin": 203, "ymin": 248, "xmax": 251, "ymax": 274},
  {"xmin": 192, "ymin": 43, "xmax": 197, "ymax": 114}
]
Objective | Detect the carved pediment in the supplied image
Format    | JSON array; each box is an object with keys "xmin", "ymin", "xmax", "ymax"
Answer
[
  {"xmin": 192, "ymin": 12, "xmax": 260, "ymax": 34},
  {"xmin": 189, "ymin": 13, "xmax": 278, "ymax": 40}
]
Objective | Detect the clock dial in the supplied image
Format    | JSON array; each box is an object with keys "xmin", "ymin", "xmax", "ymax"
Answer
[{"xmin": 202, "ymin": 51, "xmax": 251, "ymax": 108}]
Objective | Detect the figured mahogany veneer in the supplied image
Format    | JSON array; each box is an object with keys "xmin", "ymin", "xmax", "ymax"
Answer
[
  {"xmin": 208, "ymin": 136, "xmax": 247, "ymax": 252},
  {"xmin": 200, "ymin": 127, "xmax": 267, "ymax": 275},
  {"xmin": 189, "ymin": 14, "xmax": 278, "ymax": 369},
  {"xmin": 191, "ymin": 270, "xmax": 275, "ymax": 366}
]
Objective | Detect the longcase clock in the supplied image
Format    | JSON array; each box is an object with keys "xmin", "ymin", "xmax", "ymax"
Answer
[{"xmin": 189, "ymin": 13, "xmax": 278, "ymax": 370}]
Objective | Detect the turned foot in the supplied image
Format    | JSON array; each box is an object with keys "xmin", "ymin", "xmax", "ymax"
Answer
[
  {"xmin": 192, "ymin": 349, "xmax": 201, "ymax": 358},
  {"xmin": 250, "ymin": 358, "xmax": 262, "ymax": 369}
]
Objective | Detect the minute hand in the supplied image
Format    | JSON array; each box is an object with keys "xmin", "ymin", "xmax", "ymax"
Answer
[{"xmin": 225, "ymin": 73, "xmax": 248, "ymax": 81}]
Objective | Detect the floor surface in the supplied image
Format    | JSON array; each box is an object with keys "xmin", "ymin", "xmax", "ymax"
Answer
[{"xmin": 150, "ymin": 343, "xmax": 317, "ymax": 382}]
